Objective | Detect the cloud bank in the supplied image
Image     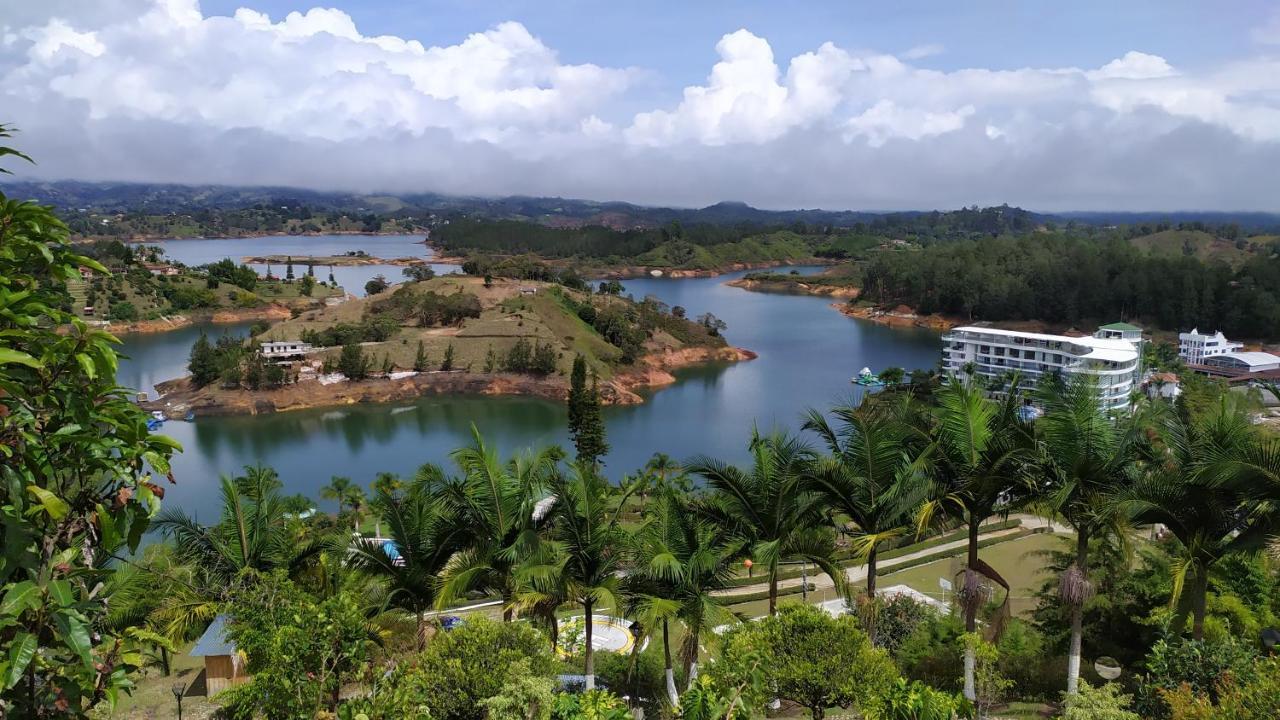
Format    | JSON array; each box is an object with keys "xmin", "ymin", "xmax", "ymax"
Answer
[{"xmin": 2, "ymin": 0, "xmax": 1280, "ymax": 210}]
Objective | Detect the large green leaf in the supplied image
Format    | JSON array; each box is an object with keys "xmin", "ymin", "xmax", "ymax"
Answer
[
  {"xmin": 25, "ymin": 486, "xmax": 69, "ymax": 520},
  {"xmin": 0, "ymin": 581, "xmax": 39, "ymax": 616},
  {"xmin": 3, "ymin": 632, "xmax": 36, "ymax": 689},
  {"xmin": 54, "ymin": 611, "xmax": 93, "ymax": 666},
  {"xmin": 0, "ymin": 348, "xmax": 40, "ymax": 368}
]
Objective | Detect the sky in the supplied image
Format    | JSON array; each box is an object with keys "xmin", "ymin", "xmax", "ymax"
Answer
[{"xmin": 2, "ymin": 0, "xmax": 1280, "ymax": 211}]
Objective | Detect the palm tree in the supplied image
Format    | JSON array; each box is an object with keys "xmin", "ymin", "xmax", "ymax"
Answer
[
  {"xmin": 802, "ymin": 399, "xmax": 931, "ymax": 645},
  {"xmin": 628, "ymin": 487, "xmax": 743, "ymax": 704},
  {"xmin": 922, "ymin": 379, "xmax": 1031, "ymax": 701},
  {"xmin": 320, "ymin": 475, "xmax": 355, "ymax": 516},
  {"xmin": 646, "ymin": 452, "xmax": 692, "ymax": 493},
  {"xmin": 1120, "ymin": 395, "xmax": 1277, "ymax": 641},
  {"xmin": 438, "ymin": 426, "xmax": 559, "ymax": 620},
  {"xmin": 348, "ymin": 486, "xmax": 467, "ymax": 649},
  {"xmin": 153, "ymin": 464, "xmax": 328, "ymax": 585},
  {"xmin": 689, "ymin": 430, "xmax": 847, "ymax": 616},
  {"xmin": 519, "ymin": 461, "xmax": 632, "ymax": 690},
  {"xmin": 344, "ymin": 485, "xmax": 367, "ymax": 533},
  {"xmin": 1034, "ymin": 376, "xmax": 1142, "ymax": 694},
  {"xmin": 370, "ymin": 472, "xmax": 403, "ymax": 537}
]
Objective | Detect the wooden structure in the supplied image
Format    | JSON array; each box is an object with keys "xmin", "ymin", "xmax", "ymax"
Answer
[{"xmin": 189, "ymin": 615, "xmax": 250, "ymax": 694}]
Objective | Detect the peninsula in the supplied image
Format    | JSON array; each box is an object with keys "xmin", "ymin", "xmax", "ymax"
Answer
[{"xmin": 145, "ymin": 273, "xmax": 752, "ymax": 418}]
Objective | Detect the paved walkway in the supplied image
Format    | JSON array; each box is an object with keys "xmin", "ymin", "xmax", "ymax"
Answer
[{"xmin": 714, "ymin": 514, "xmax": 1063, "ymax": 599}]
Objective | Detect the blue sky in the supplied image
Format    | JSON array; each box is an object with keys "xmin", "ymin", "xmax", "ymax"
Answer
[{"xmin": 4, "ymin": 0, "xmax": 1280, "ymax": 210}]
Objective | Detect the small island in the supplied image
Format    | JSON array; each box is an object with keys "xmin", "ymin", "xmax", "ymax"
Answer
[{"xmin": 146, "ymin": 272, "xmax": 752, "ymax": 418}]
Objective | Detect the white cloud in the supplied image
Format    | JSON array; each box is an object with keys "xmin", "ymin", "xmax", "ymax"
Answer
[{"xmin": 1, "ymin": 1, "xmax": 1279, "ymax": 210}]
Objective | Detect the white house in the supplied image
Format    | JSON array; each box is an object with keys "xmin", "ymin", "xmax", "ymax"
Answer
[
  {"xmin": 941, "ymin": 326, "xmax": 1141, "ymax": 412},
  {"xmin": 1179, "ymin": 328, "xmax": 1243, "ymax": 365},
  {"xmin": 260, "ymin": 340, "xmax": 314, "ymax": 361},
  {"xmin": 1144, "ymin": 372, "xmax": 1182, "ymax": 401}
]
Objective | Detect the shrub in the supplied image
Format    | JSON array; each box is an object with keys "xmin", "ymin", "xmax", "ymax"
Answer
[
  {"xmin": 1134, "ymin": 637, "xmax": 1258, "ymax": 719},
  {"xmin": 368, "ymin": 618, "xmax": 555, "ymax": 720},
  {"xmin": 107, "ymin": 301, "xmax": 138, "ymax": 321},
  {"xmin": 1163, "ymin": 656, "xmax": 1280, "ymax": 720},
  {"xmin": 863, "ymin": 678, "xmax": 973, "ymax": 720},
  {"xmin": 1062, "ymin": 681, "xmax": 1141, "ymax": 720}
]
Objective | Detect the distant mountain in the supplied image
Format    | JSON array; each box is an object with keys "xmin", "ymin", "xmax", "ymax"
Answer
[{"xmin": 5, "ymin": 179, "xmax": 1277, "ymax": 232}]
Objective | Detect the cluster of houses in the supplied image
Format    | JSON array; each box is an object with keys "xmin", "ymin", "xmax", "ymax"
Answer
[{"xmin": 941, "ymin": 322, "xmax": 1280, "ymax": 413}]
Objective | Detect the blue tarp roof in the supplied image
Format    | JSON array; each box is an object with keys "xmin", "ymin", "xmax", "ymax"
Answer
[{"xmin": 190, "ymin": 614, "xmax": 236, "ymax": 657}]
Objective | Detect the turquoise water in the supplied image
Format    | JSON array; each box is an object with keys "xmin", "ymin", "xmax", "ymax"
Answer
[{"xmin": 117, "ymin": 247, "xmax": 941, "ymax": 521}]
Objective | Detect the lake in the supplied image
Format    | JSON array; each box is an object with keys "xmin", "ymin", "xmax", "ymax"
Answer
[{"xmin": 119, "ymin": 237, "xmax": 941, "ymax": 520}]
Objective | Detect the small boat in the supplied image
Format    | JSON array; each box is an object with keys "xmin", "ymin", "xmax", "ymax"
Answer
[
  {"xmin": 851, "ymin": 367, "xmax": 885, "ymax": 387},
  {"xmin": 184, "ymin": 411, "xmax": 196, "ymax": 422},
  {"xmin": 150, "ymin": 410, "xmax": 166, "ymax": 421},
  {"xmin": 146, "ymin": 417, "xmax": 164, "ymax": 431}
]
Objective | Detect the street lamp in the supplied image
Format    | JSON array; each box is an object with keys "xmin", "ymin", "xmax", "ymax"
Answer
[{"xmin": 171, "ymin": 682, "xmax": 186, "ymax": 720}]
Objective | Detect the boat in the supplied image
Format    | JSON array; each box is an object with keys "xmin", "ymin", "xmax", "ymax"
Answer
[
  {"xmin": 145, "ymin": 417, "xmax": 164, "ymax": 431},
  {"xmin": 851, "ymin": 367, "xmax": 885, "ymax": 387},
  {"xmin": 184, "ymin": 411, "xmax": 196, "ymax": 422}
]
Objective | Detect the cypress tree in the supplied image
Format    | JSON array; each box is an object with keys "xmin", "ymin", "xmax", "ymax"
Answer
[
  {"xmin": 414, "ymin": 340, "xmax": 429, "ymax": 372},
  {"xmin": 567, "ymin": 354, "xmax": 608, "ymax": 464},
  {"xmin": 286, "ymin": 256, "xmax": 295, "ymax": 281},
  {"xmin": 441, "ymin": 343, "xmax": 455, "ymax": 371},
  {"xmin": 188, "ymin": 332, "xmax": 219, "ymax": 387}
]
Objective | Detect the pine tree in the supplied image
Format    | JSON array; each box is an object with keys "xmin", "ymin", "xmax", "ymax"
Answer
[
  {"xmin": 307, "ymin": 262, "xmax": 315, "ymax": 277},
  {"xmin": 441, "ymin": 343, "xmax": 455, "ymax": 371},
  {"xmin": 188, "ymin": 332, "xmax": 219, "ymax": 387},
  {"xmin": 286, "ymin": 256, "xmax": 295, "ymax": 281},
  {"xmin": 414, "ymin": 340, "xmax": 429, "ymax": 372},
  {"xmin": 484, "ymin": 345, "xmax": 497, "ymax": 373},
  {"xmin": 567, "ymin": 354, "xmax": 608, "ymax": 464}
]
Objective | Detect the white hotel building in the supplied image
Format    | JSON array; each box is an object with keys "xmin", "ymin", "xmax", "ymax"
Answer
[{"xmin": 941, "ymin": 326, "xmax": 1142, "ymax": 411}]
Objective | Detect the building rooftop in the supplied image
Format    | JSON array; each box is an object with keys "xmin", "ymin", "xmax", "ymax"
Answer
[
  {"xmin": 190, "ymin": 615, "xmax": 236, "ymax": 657},
  {"xmin": 1099, "ymin": 322, "xmax": 1143, "ymax": 333},
  {"xmin": 949, "ymin": 326, "xmax": 1139, "ymax": 362},
  {"xmin": 1216, "ymin": 351, "xmax": 1280, "ymax": 367}
]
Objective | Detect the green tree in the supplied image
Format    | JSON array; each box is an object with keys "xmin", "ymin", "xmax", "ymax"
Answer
[
  {"xmin": 320, "ymin": 475, "xmax": 355, "ymax": 516},
  {"xmin": 414, "ymin": 340, "xmax": 429, "ymax": 372},
  {"xmin": 107, "ymin": 301, "xmax": 138, "ymax": 321},
  {"xmin": 299, "ymin": 273, "xmax": 315, "ymax": 296},
  {"xmin": 348, "ymin": 486, "xmax": 466, "ymax": 649},
  {"xmin": 567, "ymin": 355, "xmax": 608, "ymax": 464},
  {"xmin": 519, "ymin": 463, "xmax": 632, "ymax": 690},
  {"xmin": 1120, "ymin": 396, "xmax": 1276, "ymax": 640},
  {"xmin": 922, "ymin": 379, "xmax": 1031, "ymax": 701},
  {"xmin": 441, "ymin": 343, "xmax": 455, "ymax": 371},
  {"xmin": 690, "ymin": 430, "xmax": 847, "ymax": 615},
  {"xmin": 718, "ymin": 604, "xmax": 897, "ymax": 720},
  {"xmin": 370, "ymin": 616, "xmax": 555, "ymax": 720},
  {"xmin": 802, "ymin": 399, "xmax": 930, "ymax": 644},
  {"xmin": 479, "ymin": 660, "xmax": 555, "ymax": 720},
  {"xmin": 220, "ymin": 573, "xmax": 373, "ymax": 718},
  {"xmin": 152, "ymin": 465, "xmax": 326, "ymax": 585},
  {"xmin": 285, "ymin": 256, "xmax": 295, "ymax": 281},
  {"xmin": 338, "ymin": 342, "xmax": 370, "ymax": 380},
  {"xmin": 365, "ymin": 273, "xmax": 390, "ymax": 295},
  {"xmin": 628, "ymin": 487, "xmax": 743, "ymax": 703},
  {"xmin": 438, "ymin": 427, "xmax": 559, "ymax": 620},
  {"xmin": 1035, "ymin": 376, "xmax": 1142, "ymax": 693},
  {"xmin": 188, "ymin": 331, "xmax": 220, "ymax": 387}
]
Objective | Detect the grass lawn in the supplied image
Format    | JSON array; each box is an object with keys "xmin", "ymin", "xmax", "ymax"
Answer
[{"xmin": 94, "ymin": 642, "xmax": 220, "ymax": 720}]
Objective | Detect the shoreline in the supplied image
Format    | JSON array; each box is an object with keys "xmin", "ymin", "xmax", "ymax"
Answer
[
  {"xmin": 593, "ymin": 258, "xmax": 834, "ymax": 280},
  {"xmin": 725, "ymin": 276, "xmax": 861, "ymax": 298},
  {"xmin": 835, "ymin": 303, "xmax": 958, "ymax": 331},
  {"xmin": 102, "ymin": 304, "xmax": 296, "ymax": 335},
  {"xmin": 143, "ymin": 345, "xmax": 756, "ymax": 419},
  {"xmin": 240, "ymin": 254, "xmax": 430, "ymax": 267}
]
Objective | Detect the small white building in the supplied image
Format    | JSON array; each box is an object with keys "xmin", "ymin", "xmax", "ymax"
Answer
[
  {"xmin": 1179, "ymin": 328, "xmax": 1243, "ymax": 365},
  {"xmin": 1144, "ymin": 372, "xmax": 1182, "ymax": 401},
  {"xmin": 1201, "ymin": 351, "xmax": 1280, "ymax": 374},
  {"xmin": 260, "ymin": 340, "xmax": 313, "ymax": 361}
]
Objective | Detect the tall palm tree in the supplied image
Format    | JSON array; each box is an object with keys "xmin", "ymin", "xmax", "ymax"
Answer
[
  {"xmin": 628, "ymin": 487, "xmax": 744, "ymax": 704},
  {"xmin": 153, "ymin": 464, "xmax": 327, "ymax": 585},
  {"xmin": 646, "ymin": 452, "xmax": 692, "ymax": 493},
  {"xmin": 1034, "ymin": 376, "xmax": 1142, "ymax": 694},
  {"xmin": 438, "ymin": 426, "xmax": 559, "ymax": 620},
  {"xmin": 344, "ymin": 485, "xmax": 367, "ymax": 533},
  {"xmin": 370, "ymin": 472, "xmax": 403, "ymax": 537},
  {"xmin": 519, "ymin": 461, "xmax": 633, "ymax": 690},
  {"xmin": 320, "ymin": 475, "xmax": 355, "ymax": 516},
  {"xmin": 689, "ymin": 430, "xmax": 847, "ymax": 616},
  {"xmin": 922, "ymin": 379, "xmax": 1031, "ymax": 701},
  {"xmin": 348, "ymin": 486, "xmax": 467, "ymax": 649},
  {"xmin": 1120, "ymin": 395, "xmax": 1276, "ymax": 641},
  {"xmin": 802, "ymin": 399, "xmax": 931, "ymax": 645}
]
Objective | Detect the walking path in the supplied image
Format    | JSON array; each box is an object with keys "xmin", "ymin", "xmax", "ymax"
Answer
[{"xmin": 714, "ymin": 514, "xmax": 1063, "ymax": 599}]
